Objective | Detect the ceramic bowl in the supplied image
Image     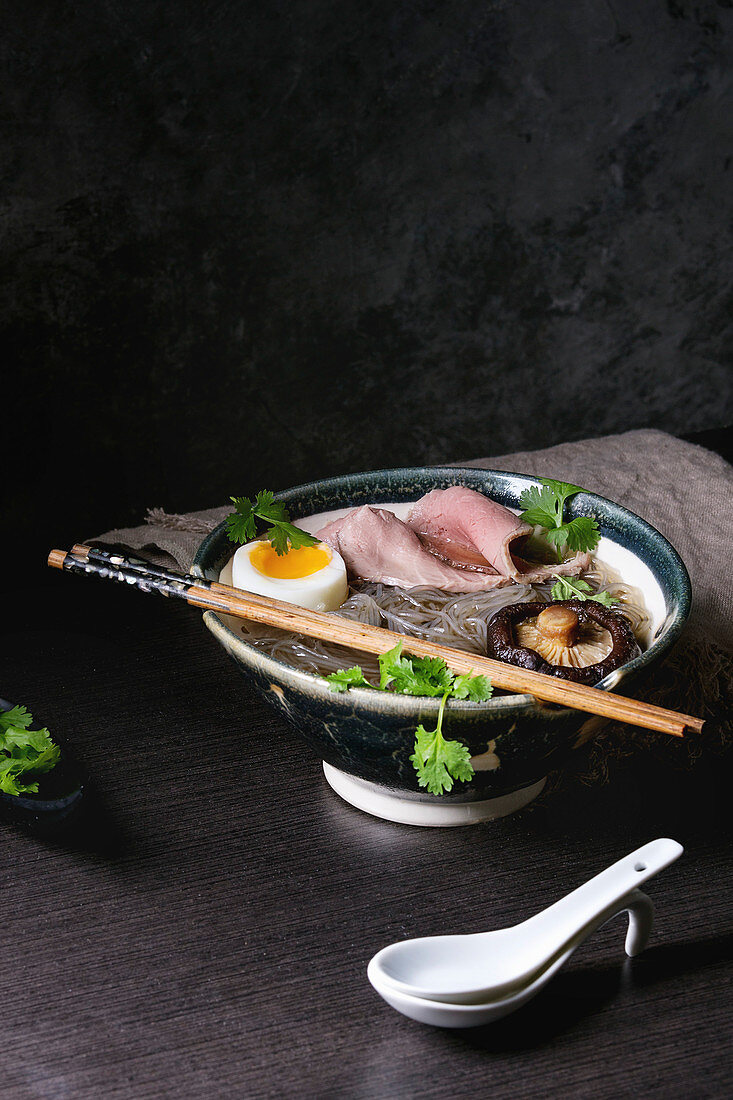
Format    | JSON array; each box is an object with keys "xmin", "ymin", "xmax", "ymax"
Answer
[{"xmin": 192, "ymin": 467, "xmax": 691, "ymax": 826}]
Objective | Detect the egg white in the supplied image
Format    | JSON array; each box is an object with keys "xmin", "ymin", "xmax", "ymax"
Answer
[{"xmin": 231, "ymin": 540, "xmax": 348, "ymax": 612}]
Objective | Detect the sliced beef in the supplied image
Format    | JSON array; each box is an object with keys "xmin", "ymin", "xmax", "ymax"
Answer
[
  {"xmin": 317, "ymin": 506, "xmax": 513, "ymax": 592},
  {"xmin": 407, "ymin": 486, "xmax": 532, "ymax": 576},
  {"xmin": 407, "ymin": 486, "xmax": 591, "ymax": 582},
  {"xmin": 508, "ymin": 549, "xmax": 592, "ymax": 582}
]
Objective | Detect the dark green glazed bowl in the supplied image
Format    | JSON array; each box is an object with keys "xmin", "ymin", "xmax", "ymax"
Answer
[{"xmin": 192, "ymin": 468, "xmax": 691, "ymax": 817}]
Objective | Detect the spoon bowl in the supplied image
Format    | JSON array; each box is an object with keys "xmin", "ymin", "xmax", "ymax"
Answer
[
  {"xmin": 369, "ymin": 839, "xmax": 681, "ymax": 1005},
  {"xmin": 368, "ymin": 888, "xmax": 654, "ymax": 1027},
  {"xmin": 371, "ymin": 934, "xmax": 579, "ymax": 1028}
]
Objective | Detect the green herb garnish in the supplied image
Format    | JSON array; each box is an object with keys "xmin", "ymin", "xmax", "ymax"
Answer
[
  {"xmin": 410, "ymin": 695, "xmax": 475, "ymax": 796},
  {"xmin": 519, "ymin": 478, "xmax": 600, "ymax": 561},
  {"xmin": 0, "ymin": 706, "xmax": 61, "ymax": 797},
  {"xmin": 225, "ymin": 490, "xmax": 318, "ymax": 556},
  {"xmin": 0, "ymin": 705, "xmax": 32, "ymax": 733},
  {"xmin": 378, "ymin": 643, "xmax": 453, "ymax": 696},
  {"xmin": 550, "ymin": 576, "xmax": 619, "ymax": 606},
  {"xmin": 324, "ymin": 666, "xmax": 373, "ymax": 693},
  {"xmin": 325, "ymin": 643, "xmax": 492, "ymax": 794},
  {"xmin": 450, "ymin": 671, "xmax": 494, "ymax": 701}
]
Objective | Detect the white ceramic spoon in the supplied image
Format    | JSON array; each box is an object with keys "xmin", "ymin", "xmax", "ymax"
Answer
[
  {"xmin": 369, "ymin": 839, "xmax": 682, "ymax": 1005},
  {"xmin": 369, "ymin": 888, "xmax": 654, "ymax": 1028}
]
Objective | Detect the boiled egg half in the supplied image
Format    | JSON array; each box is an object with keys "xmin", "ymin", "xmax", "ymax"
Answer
[{"xmin": 232, "ymin": 539, "xmax": 348, "ymax": 612}]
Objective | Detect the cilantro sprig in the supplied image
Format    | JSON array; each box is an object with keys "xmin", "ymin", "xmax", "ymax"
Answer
[
  {"xmin": 226, "ymin": 490, "xmax": 318, "ymax": 556},
  {"xmin": 326, "ymin": 642, "xmax": 491, "ymax": 703},
  {"xmin": 519, "ymin": 478, "xmax": 599, "ymax": 562},
  {"xmin": 325, "ymin": 642, "xmax": 492, "ymax": 794},
  {"xmin": 0, "ymin": 705, "xmax": 61, "ymax": 797},
  {"xmin": 0, "ymin": 705, "xmax": 32, "ymax": 733},
  {"xmin": 550, "ymin": 576, "xmax": 619, "ymax": 606},
  {"xmin": 378, "ymin": 645, "xmax": 453, "ymax": 696},
  {"xmin": 411, "ymin": 695, "xmax": 474, "ymax": 796}
]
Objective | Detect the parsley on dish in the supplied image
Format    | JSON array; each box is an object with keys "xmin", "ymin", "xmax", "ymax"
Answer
[
  {"xmin": 550, "ymin": 576, "xmax": 619, "ymax": 606},
  {"xmin": 225, "ymin": 491, "xmax": 318, "ymax": 555},
  {"xmin": 0, "ymin": 705, "xmax": 61, "ymax": 797},
  {"xmin": 325, "ymin": 643, "xmax": 492, "ymax": 795},
  {"xmin": 519, "ymin": 479, "xmax": 599, "ymax": 561}
]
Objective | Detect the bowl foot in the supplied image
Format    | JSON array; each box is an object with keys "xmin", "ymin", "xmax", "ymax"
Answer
[{"xmin": 322, "ymin": 763, "xmax": 546, "ymax": 827}]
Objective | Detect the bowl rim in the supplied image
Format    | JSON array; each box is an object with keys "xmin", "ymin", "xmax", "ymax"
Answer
[{"xmin": 192, "ymin": 465, "xmax": 692, "ymax": 718}]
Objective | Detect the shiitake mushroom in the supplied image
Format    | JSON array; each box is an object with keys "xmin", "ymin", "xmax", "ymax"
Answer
[{"xmin": 485, "ymin": 600, "xmax": 641, "ymax": 686}]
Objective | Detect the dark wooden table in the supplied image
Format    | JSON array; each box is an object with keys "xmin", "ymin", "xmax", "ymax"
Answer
[{"xmin": 2, "ymin": 570, "xmax": 731, "ymax": 1100}]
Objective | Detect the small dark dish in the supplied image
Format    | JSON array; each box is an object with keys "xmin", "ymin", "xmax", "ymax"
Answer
[
  {"xmin": 0, "ymin": 699, "xmax": 84, "ymax": 830},
  {"xmin": 193, "ymin": 468, "xmax": 691, "ymax": 826}
]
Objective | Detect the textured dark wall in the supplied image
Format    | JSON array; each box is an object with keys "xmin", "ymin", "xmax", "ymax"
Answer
[{"xmin": 3, "ymin": 0, "xmax": 733, "ymax": 561}]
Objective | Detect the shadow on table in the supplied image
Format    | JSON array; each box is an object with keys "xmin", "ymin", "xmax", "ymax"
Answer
[
  {"xmin": 450, "ymin": 932, "xmax": 733, "ymax": 1052},
  {"xmin": 1, "ymin": 783, "xmax": 132, "ymax": 860}
]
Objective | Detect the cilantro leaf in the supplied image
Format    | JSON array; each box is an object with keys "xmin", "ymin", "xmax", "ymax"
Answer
[
  {"xmin": 589, "ymin": 590, "xmax": 619, "ymax": 607},
  {"xmin": 519, "ymin": 478, "xmax": 599, "ymax": 560},
  {"xmin": 325, "ymin": 667, "xmax": 373, "ymax": 692},
  {"xmin": 452, "ymin": 673, "xmax": 493, "ymax": 701},
  {"xmin": 378, "ymin": 642, "xmax": 415, "ymax": 691},
  {"xmin": 252, "ymin": 490, "xmax": 289, "ymax": 525},
  {"xmin": 262, "ymin": 523, "xmax": 290, "ymax": 556},
  {"xmin": 518, "ymin": 484, "xmax": 562, "ymax": 530},
  {"xmin": 0, "ymin": 714, "xmax": 61, "ymax": 797},
  {"xmin": 561, "ymin": 516, "xmax": 600, "ymax": 554},
  {"xmin": 263, "ymin": 521, "xmax": 319, "ymax": 555},
  {"xmin": 406, "ymin": 655, "xmax": 454, "ymax": 696},
  {"xmin": 551, "ymin": 575, "xmax": 619, "ymax": 605},
  {"xmin": 547, "ymin": 479, "xmax": 583, "ymax": 504},
  {"xmin": 377, "ymin": 641, "xmax": 406, "ymax": 689},
  {"xmin": 14, "ymin": 730, "xmax": 60, "ymax": 773},
  {"xmin": 378, "ymin": 643, "xmax": 453, "ymax": 696},
  {"xmin": 324, "ymin": 648, "xmax": 493, "ymax": 794},
  {"xmin": 0, "ymin": 760, "xmax": 39, "ymax": 797},
  {"xmin": 410, "ymin": 697, "xmax": 474, "ymax": 795},
  {"xmin": 226, "ymin": 496, "xmax": 258, "ymax": 544},
  {"xmin": 328, "ymin": 648, "xmax": 492, "ymax": 704},
  {"xmin": 0, "ymin": 705, "xmax": 32, "ymax": 733},
  {"xmin": 225, "ymin": 490, "xmax": 318, "ymax": 556},
  {"xmin": 544, "ymin": 526, "xmax": 569, "ymax": 551},
  {"xmin": 551, "ymin": 576, "xmax": 593, "ymax": 600}
]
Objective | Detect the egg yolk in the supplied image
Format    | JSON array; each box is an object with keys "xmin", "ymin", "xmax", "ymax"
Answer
[{"xmin": 249, "ymin": 542, "xmax": 332, "ymax": 579}]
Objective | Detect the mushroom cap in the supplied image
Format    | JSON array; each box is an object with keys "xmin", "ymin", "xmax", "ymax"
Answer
[
  {"xmin": 517, "ymin": 604, "xmax": 612, "ymax": 668},
  {"xmin": 486, "ymin": 599, "xmax": 642, "ymax": 685}
]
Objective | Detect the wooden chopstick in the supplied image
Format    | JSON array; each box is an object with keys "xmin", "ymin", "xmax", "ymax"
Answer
[{"xmin": 48, "ymin": 545, "xmax": 704, "ymax": 737}]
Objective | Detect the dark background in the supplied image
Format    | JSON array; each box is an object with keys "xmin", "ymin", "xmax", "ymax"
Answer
[{"xmin": 3, "ymin": 0, "xmax": 733, "ymax": 573}]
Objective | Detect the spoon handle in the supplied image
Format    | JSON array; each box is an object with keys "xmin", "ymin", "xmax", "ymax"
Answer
[{"xmin": 520, "ymin": 838, "xmax": 681, "ymax": 961}]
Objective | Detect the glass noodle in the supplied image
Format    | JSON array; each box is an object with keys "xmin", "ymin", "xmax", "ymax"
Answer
[{"xmin": 235, "ymin": 559, "xmax": 651, "ymax": 681}]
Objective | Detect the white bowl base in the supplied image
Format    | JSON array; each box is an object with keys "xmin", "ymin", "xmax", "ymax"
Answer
[{"xmin": 322, "ymin": 763, "xmax": 546, "ymax": 827}]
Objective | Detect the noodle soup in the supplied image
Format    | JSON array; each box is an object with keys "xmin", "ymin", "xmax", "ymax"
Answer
[
  {"xmin": 195, "ymin": 467, "xmax": 690, "ymax": 823},
  {"xmin": 219, "ymin": 503, "xmax": 656, "ymax": 682}
]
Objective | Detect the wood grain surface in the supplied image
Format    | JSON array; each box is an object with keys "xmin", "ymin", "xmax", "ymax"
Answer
[{"xmin": 0, "ymin": 578, "xmax": 731, "ymax": 1100}]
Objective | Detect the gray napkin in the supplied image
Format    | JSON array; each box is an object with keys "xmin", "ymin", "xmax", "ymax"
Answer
[{"xmin": 95, "ymin": 429, "xmax": 732, "ymax": 652}]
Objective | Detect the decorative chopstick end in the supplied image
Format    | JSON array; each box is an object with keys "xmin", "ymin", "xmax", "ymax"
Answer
[{"xmin": 47, "ymin": 549, "xmax": 68, "ymax": 570}]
